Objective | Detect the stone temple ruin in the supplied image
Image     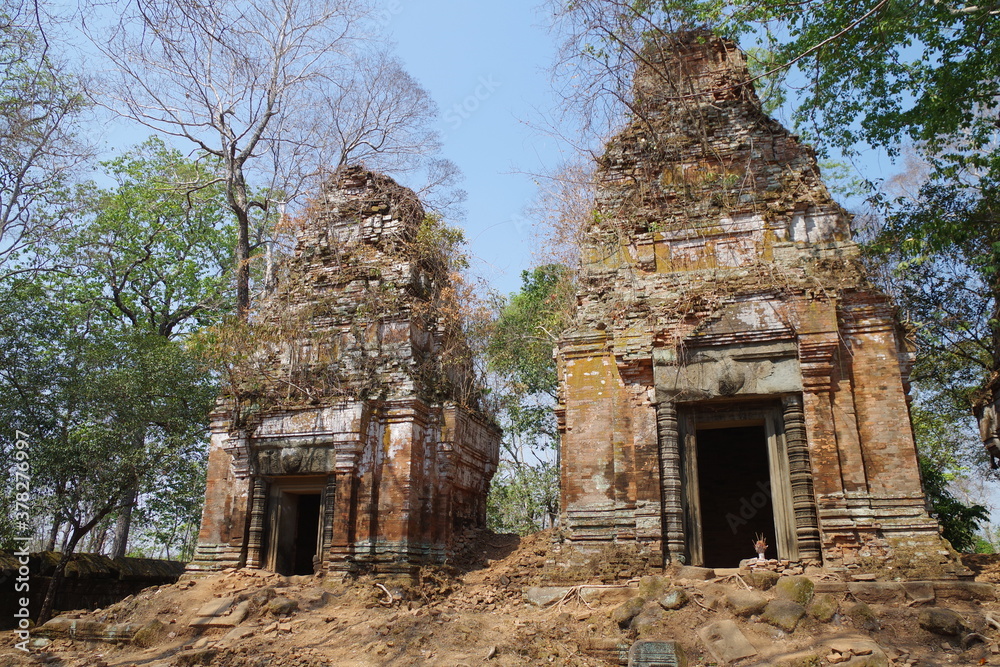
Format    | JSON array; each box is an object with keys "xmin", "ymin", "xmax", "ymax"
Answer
[
  {"xmin": 190, "ymin": 167, "xmax": 500, "ymax": 576},
  {"xmin": 556, "ymin": 32, "xmax": 960, "ymax": 576}
]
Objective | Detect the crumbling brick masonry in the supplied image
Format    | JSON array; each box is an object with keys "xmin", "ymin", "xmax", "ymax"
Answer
[
  {"xmin": 557, "ymin": 31, "xmax": 960, "ymax": 577},
  {"xmin": 190, "ymin": 167, "xmax": 500, "ymax": 576}
]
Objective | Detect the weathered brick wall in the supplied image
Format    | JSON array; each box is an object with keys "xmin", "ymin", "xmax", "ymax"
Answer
[
  {"xmin": 190, "ymin": 167, "xmax": 500, "ymax": 576},
  {"xmin": 558, "ymin": 31, "xmax": 958, "ymax": 577}
]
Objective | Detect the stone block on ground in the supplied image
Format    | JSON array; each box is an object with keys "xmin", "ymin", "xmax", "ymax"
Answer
[
  {"xmin": 266, "ymin": 596, "xmax": 299, "ymax": 617},
  {"xmin": 697, "ymin": 619, "xmax": 757, "ymax": 663},
  {"xmin": 637, "ymin": 575, "xmax": 669, "ymax": 600},
  {"xmin": 746, "ymin": 569, "xmax": 780, "ymax": 590},
  {"xmin": 194, "ymin": 596, "xmax": 235, "ymax": 618},
  {"xmin": 824, "ymin": 637, "xmax": 889, "ymax": 667},
  {"xmin": 845, "ymin": 601, "xmax": 880, "ymax": 631},
  {"xmin": 200, "ymin": 600, "xmax": 250, "ymax": 628},
  {"xmin": 579, "ymin": 585, "xmax": 637, "ymax": 606},
  {"xmin": 523, "ymin": 586, "xmax": 571, "ymax": 607},
  {"xmin": 762, "ymin": 599, "xmax": 806, "ymax": 632},
  {"xmin": 726, "ymin": 589, "xmax": 767, "ymax": 617},
  {"xmin": 934, "ymin": 581, "xmax": 997, "ymax": 601},
  {"xmin": 677, "ymin": 566, "xmax": 715, "ymax": 580},
  {"xmin": 630, "ymin": 605, "xmax": 666, "ymax": 637},
  {"xmin": 774, "ymin": 576, "xmax": 815, "ymax": 605},
  {"xmin": 628, "ymin": 640, "xmax": 687, "ymax": 667},
  {"xmin": 902, "ymin": 581, "xmax": 935, "ymax": 605},
  {"xmin": 918, "ymin": 607, "xmax": 967, "ymax": 636},
  {"xmin": 848, "ymin": 582, "xmax": 904, "ymax": 604}
]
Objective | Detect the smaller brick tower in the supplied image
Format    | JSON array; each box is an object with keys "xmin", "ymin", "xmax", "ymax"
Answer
[{"xmin": 190, "ymin": 167, "xmax": 500, "ymax": 576}]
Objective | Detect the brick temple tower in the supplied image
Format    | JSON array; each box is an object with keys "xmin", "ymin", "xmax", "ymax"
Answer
[
  {"xmin": 190, "ymin": 167, "xmax": 500, "ymax": 576},
  {"xmin": 556, "ymin": 31, "xmax": 959, "ymax": 576}
]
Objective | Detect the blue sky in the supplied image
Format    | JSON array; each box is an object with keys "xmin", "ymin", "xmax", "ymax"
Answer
[{"xmin": 386, "ymin": 0, "xmax": 564, "ymax": 296}]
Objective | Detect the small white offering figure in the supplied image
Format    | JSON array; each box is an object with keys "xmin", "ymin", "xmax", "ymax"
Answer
[{"xmin": 753, "ymin": 534, "xmax": 768, "ymax": 562}]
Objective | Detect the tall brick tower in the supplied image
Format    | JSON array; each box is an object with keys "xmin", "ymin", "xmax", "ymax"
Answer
[{"xmin": 557, "ymin": 31, "xmax": 959, "ymax": 577}]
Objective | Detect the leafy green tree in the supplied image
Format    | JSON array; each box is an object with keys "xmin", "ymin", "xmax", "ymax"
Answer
[
  {"xmin": 43, "ymin": 137, "xmax": 234, "ymax": 558},
  {"xmin": 0, "ymin": 279, "xmax": 217, "ymax": 622},
  {"xmin": 485, "ymin": 265, "xmax": 575, "ymax": 534},
  {"xmin": 919, "ymin": 457, "xmax": 990, "ymax": 553}
]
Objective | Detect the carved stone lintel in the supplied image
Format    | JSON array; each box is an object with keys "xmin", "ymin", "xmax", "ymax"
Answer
[
  {"xmin": 782, "ymin": 394, "xmax": 822, "ymax": 560},
  {"xmin": 655, "ymin": 400, "xmax": 685, "ymax": 563},
  {"xmin": 246, "ymin": 477, "xmax": 269, "ymax": 569}
]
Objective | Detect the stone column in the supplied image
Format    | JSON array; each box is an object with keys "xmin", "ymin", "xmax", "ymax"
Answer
[
  {"xmin": 319, "ymin": 474, "xmax": 337, "ymax": 569},
  {"xmin": 782, "ymin": 394, "xmax": 822, "ymax": 561},
  {"xmin": 655, "ymin": 400, "xmax": 686, "ymax": 563},
  {"xmin": 246, "ymin": 477, "xmax": 269, "ymax": 569}
]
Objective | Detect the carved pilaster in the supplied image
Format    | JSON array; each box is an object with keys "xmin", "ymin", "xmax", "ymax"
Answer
[
  {"xmin": 319, "ymin": 474, "xmax": 337, "ymax": 568},
  {"xmin": 782, "ymin": 395, "xmax": 822, "ymax": 561},
  {"xmin": 246, "ymin": 477, "xmax": 269, "ymax": 569},
  {"xmin": 655, "ymin": 400, "xmax": 685, "ymax": 563}
]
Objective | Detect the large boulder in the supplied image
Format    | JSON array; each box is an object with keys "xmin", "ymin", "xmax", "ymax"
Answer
[
  {"xmin": 775, "ymin": 576, "xmax": 815, "ymax": 606},
  {"xmin": 918, "ymin": 607, "xmax": 967, "ymax": 636},
  {"xmin": 726, "ymin": 589, "xmax": 768, "ymax": 617},
  {"xmin": 762, "ymin": 599, "xmax": 806, "ymax": 632}
]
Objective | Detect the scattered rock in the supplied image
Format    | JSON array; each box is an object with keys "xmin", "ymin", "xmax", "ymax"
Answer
[
  {"xmin": 131, "ymin": 619, "xmax": 165, "ymax": 648},
  {"xmin": 807, "ymin": 592, "xmax": 839, "ymax": 623},
  {"xmin": 637, "ymin": 575, "xmax": 669, "ymax": 600},
  {"xmin": 611, "ymin": 596, "xmax": 646, "ymax": 628},
  {"xmin": 918, "ymin": 607, "xmax": 967, "ymax": 636},
  {"xmin": 266, "ymin": 596, "xmax": 299, "ymax": 617},
  {"xmin": 174, "ymin": 649, "xmax": 218, "ymax": 666},
  {"xmin": 762, "ymin": 599, "xmax": 806, "ymax": 632},
  {"xmin": 846, "ymin": 601, "xmax": 881, "ymax": 631},
  {"xmin": 697, "ymin": 619, "xmax": 757, "ymax": 663},
  {"xmin": 726, "ymin": 589, "xmax": 767, "ymax": 617},
  {"xmin": 522, "ymin": 586, "xmax": 570, "ymax": 607},
  {"xmin": 775, "ymin": 575, "xmax": 815, "ymax": 605},
  {"xmin": 657, "ymin": 587, "xmax": 689, "ymax": 610}
]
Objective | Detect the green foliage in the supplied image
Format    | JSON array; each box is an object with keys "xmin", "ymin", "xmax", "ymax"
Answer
[
  {"xmin": 487, "ymin": 264, "xmax": 575, "ymax": 399},
  {"xmin": 487, "ymin": 461, "xmax": 560, "ymax": 536},
  {"xmin": 0, "ymin": 279, "xmax": 217, "ymax": 550},
  {"xmin": 485, "ymin": 265, "xmax": 575, "ymax": 533},
  {"xmin": 53, "ymin": 136, "xmax": 235, "ymax": 336},
  {"xmin": 919, "ymin": 457, "xmax": 989, "ymax": 554}
]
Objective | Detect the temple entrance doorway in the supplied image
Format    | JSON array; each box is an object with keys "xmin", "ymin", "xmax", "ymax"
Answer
[
  {"xmin": 679, "ymin": 402, "xmax": 797, "ymax": 567},
  {"xmin": 264, "ymin": 477, "xmax": 326, "ymax": 576},
  {"xmin": 696, "ymin": 424, "xmax": 776, "ymax": 567}
]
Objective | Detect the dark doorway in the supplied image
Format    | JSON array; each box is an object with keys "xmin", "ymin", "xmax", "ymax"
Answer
[
  {"xmin": 270, "ymin": 491, "xmax": 322, "ymax": 576},
  {"xmin": 696, "ymin": 425, "xmax": 776, "ymax": 568},
  {"xmin": 292, "ymin": 494, "xmax": 321, "ymax": 575}
]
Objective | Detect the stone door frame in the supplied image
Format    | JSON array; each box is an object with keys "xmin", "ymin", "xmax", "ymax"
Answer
[
  {"xmin": 677, "ymin": 401, "xmax": 798, "ymax": 566},
  {"xmin": 261, "ymin": 475, "xmax": 329, "ymax": 574}
]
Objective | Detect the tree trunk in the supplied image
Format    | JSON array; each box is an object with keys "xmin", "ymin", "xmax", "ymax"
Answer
[
  {"xmin": 46, "ymin": 515, "xmax": 60, "ymax": 552},
  {"xmin": 37, "ymin": 505, "xmax": 118, "ymax": 624},
  {"xmin": 110, "ymin": 481, "xmax": 138, "ymax": 559}
]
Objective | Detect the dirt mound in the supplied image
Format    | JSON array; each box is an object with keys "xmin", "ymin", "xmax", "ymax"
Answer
[{"xmin": 3, "ymin": 534, "xmax": 1000, "ymax": 666}]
